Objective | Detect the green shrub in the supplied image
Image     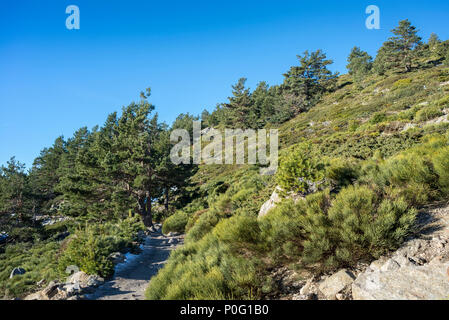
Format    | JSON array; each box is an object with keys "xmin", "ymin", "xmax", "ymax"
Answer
[
  {"xmin": 432, "ymin": 146, "xmax": 449, "ymax": 193},
  {"xmin": 0, "ymin": 241, "xmax": 60, "ymax": 299},
  {"xmin": 382, "ymin": 152, "xmax": 440, "ymax": 206},
  {"xmin": 212, "ymin": 215, "xmax": 262, "ymax": 253},
  {"xmin": 298, "ymin": 186, "xmax": 416, "ymax": 269},
  {"xmin": 326, "ymin": 158, "xmax": 360, "ymax": 188},
  {"xmin": 435, "ymin": 95, "xmax": 449, "ymax": 108},
  {"xmin": 162, "ymin": 211, "xmax": 189, "ymax": 234},
  {"xmin": 415, "ymin": 106, "xmax": 444, "ymax": 122},
  {"xmin": 370, "ymin": 112, "xmax": 387, "ymax": 124},
  {"xmin": 146, "ymin": 233, "xmax": 261, "ymax": 300},
  {"xmin": 276, "ymin": 143, "xmax": 326, "ymax": 194},
  {"xmin": 261, "ymin": 192, "xmax": 331, "ymax": 261},
  {"xmin": 185, "ymin": 210, "xmax": 222, "ymax": 243},
  {"xmin": 329, "ymin": 186, "xmax": 415, "ymax": 262},
  {"xmin": 392, "ymin": 78, "xmax": 412, "ymax": 90},
  {"xmin": 58, "ymin": 217, "xmax": 144, "ymax": 278}
]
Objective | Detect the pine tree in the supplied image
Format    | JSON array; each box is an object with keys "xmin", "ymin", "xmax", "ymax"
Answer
[
  {"xmin": 0, "ymin": 158, "xmax": 30, "ymax": 224},
  {"xmin": 445, "ymin": 48, "xmax": 449, "ymax": 66},
  {"xmin": 155, "ymin": 115, "xmax": 198, "ymax": 213},
  {"xmin": 373, "ymin": 41, "xmax": 397, "ymax": 75},
  {"xmin": 346, "ymin": 47, "xmax": 373, "ymax": 84},
  {"xmin": 390, "ymin": 19, "xmax": 422, "ymax": 72},
  {"xmin": 28, "ymin": 136, "xmax": 66, "ymax": 216},
  {"xmin": 224, "ymin": 78, "xmax": 253, "ymax": 128},
  {"xmin": 56, "ymin": 127, "xmax": 97, "ymax": 219},
  {"xmin": 428, "ymin": 33, "xmax": 441, "ymax": 51},
  {"xmin": 374, "ymin": 20, "xmax": 422, "ymax": 73},
  {"xmin": 282, "ymin": 50, "xmax": 338, "ymax": 115}
]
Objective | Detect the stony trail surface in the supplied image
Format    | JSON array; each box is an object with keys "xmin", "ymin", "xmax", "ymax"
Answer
[{"xmin": 86, "ymin": 229, "xmax": 183, "ymax": 300}]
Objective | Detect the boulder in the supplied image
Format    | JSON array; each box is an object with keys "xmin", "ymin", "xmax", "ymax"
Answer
[
  {"xmin": 67, "ymin": 271, "xmax": 104, "ymax": 289},
  {"xmin": 318, "ymin": 269, "xmax": 356, "ymax": 299},
  {"xmin": 24, "ymin": 292, "xmax": 42, "ymax": 300},
  {"xmin": 352, "ymin": 262, "xmax": 449, "ymax": 300},
  {"xmin": 258, "ymin": 187, "xmax": 283, "ymax": 218},
  {"xmin": 368, "ymin": 256, "xmax": 389, "ymax": 272},
  {"xmin": 64, "ymin": 283, "xmax": 81, "ymax": 295},
  {"xmin": 380, "ymin": 258, "xmax": 401, "ymax": 272},
  {"xmin": 36, "ymin": 279, "xmax": 46, "ymax": 287},
  {"xmin": 9, "ymin": 267, "xmax": 26, "ymax": 279},
  {"xmin": 109, "ymin": 252, "xmax": 126, "ymax": 264},
  {"xmin": 41, "ymin": 281, "xmax": 61, "ymax": 300}
]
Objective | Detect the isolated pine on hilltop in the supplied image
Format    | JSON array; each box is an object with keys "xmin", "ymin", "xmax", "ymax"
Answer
[{"xmin": 374, "ymin": 19, "xmax": 422, "ymax": 73}]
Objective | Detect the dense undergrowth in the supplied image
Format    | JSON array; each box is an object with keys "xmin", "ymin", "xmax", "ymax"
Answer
[{"xmin": 0, "ymin": 217, "xmax": 144, "ymax": 298}]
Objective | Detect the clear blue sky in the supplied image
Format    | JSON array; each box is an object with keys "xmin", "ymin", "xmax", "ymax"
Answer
[{"xmin": 1, "ymin": 0, "xmax": 449, "ymax": 168}]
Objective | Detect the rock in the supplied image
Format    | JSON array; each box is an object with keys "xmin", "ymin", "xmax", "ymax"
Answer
[
  {"xmin": 24, "ymin": 292, "xmax": 42, "ymax": 300},
  {"xmin": 335, "ymin": 293, "xmax": 345, "ymax": 300},
  {"xmin": 299, "ymin": 279, "xmax": 314, "ymax": 296},
  {"xmin": 318, "ymin": 269, "xmax": 356, "ymax": 299},
  {"xmin": 41, "ymin": 281, "xmax": 61, "ymax": 300},
  {"xmin": 168, "ymin": 238, "xmax": 177, "ymax": 244},
  {"xmin": 402, "ymin": 123, "xmax": 417, "ymax": 132},
  {"xmin": 36, "ymin": 279, "xmax": 46, "ymax": 286},
  {"xmin": 166, "ymin": 232, "xmax": 180, "ymax": 237},
  {"xmin": 9, "ymin": 267, "xmax": 26, "ymax": 279},
  {"xmin": 380, "ymin": 259, "xmax": 401, "ymax": 272},
  {"xmin": 258, "ymin": 187, "xmax": 283, "ymax": 218},
  {"xmin": 352, "ymin": 262, "xmax": 449, "ymax": 300},
  {"xmin": 65, "ymin": 283, "xmax": 81, "ymax": 295},
  {"xmin": 67, "ymin": 271, "xmax": 104, "ymax": 289},
  {"xmin": 109, "ymin": 252, "xmax": 126, "ymax": 264},
  {"xmin": 369, "ymin": 257, "xmax": 389, "ymax": 272}
]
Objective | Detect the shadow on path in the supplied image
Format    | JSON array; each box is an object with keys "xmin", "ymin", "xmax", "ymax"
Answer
[{"xmin": 86, "ymin": 229, "xmax": 183, "ymax": 300}]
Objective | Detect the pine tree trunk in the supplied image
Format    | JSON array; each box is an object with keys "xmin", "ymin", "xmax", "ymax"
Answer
[
  {"xmin": 164, "ymin": 187, "xmax": 169, "ymax": 212},
  {"xmin": 137, "ymin": 195, "xmax": 153, "ymax": 228}
]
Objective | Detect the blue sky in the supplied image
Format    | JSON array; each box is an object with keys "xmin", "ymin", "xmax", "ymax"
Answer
[{"xmin": 1, "ymin": 0, "xmax": 449, "ymax": 168}]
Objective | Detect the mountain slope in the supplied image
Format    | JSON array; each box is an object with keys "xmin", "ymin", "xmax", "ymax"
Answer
[{"xmin": 146, "ymin": 64, "xmax": 449, "ymax": 300}]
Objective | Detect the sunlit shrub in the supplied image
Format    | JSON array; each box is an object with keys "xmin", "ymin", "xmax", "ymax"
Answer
[
  {"xmin": 162, "ymin": 211, "xmax": 189, "ymax": 234},
  {"xmin": 276, "ymin": 143, "xmax": 326, "ymax": 194}
]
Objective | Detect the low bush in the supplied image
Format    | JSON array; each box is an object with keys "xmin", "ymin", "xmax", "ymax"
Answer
[
  {"xmin": 146, "ymin": 233, "xmax": 261, "ymax": 300},
  {"xmin": 212, "ymin": 215, "xmax": 262, "ymax": 253},
  {"xmin": 0, "ymin": 241, "xmax": 60, "ymax": 299},
  {"xmin": 298, "ymin": 186, "xmax": 416, "ymax": 269},
  {"xmin": 162, "ymin": 211, "xmax": 189, "ymax": 234},
  {"xmin": 184, "ymin": 210, "xmax": 222, "ymax": 243},
  {"xmin": 392, "ymin": 78, "xmax": 412, "ymax": 90},
  {"xmin": 276, "ymin": 143, "xmax": 326, "ymax": 194},
  {"xmin": 415, "ymin": 106, "xmax": 444, "ymax": 122},
  {"xmin": 58, "ymin": 217, "xmax": 144, "ymax": 278},
  {"xmin": 370, "ymin": 112, "xmax": 388, "ymax": 124},
  {"xmin": 325, "ymin": 158, "xmax": 360, "ymax": 188}
]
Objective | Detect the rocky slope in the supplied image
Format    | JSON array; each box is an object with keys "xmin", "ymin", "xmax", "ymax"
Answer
[{"xmin": 277, "ymin": 201, "xmax": 449, "ymax": 300}]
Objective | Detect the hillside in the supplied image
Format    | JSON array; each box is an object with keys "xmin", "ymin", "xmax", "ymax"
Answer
[
  {"xmin": 146, "ymin": 64, "xmax": 449, "ymax": 300},
  {"xmin": 2, "ymin": 19, "xmax": 449, "ymax": 300}
]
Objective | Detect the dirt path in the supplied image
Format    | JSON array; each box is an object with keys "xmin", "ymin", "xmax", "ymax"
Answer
[{"xmin": 86, "ymin": 228, "xmax": 183, "ymax": 300}]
